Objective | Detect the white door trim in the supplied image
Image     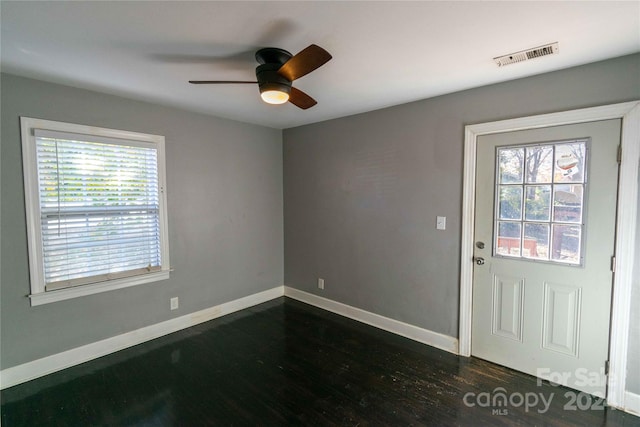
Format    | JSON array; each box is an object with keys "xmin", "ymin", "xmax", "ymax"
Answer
[{"xmin": 459, "ymin": 101, "xmax": 640, "ymax": 410}]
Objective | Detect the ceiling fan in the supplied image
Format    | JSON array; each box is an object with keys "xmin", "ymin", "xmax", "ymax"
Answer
[{"xmin": 189, "ymin": 44, "xmax": 332, "ymax": 109}]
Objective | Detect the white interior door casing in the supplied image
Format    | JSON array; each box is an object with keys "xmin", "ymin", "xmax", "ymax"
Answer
[{"xmin": 471, "ymin": 120, "xmax": 621, "ymax": 397}]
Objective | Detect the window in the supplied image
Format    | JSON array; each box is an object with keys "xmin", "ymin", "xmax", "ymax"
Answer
[
  {"xmin": 21, "ymin": 117, "xmax": 170, "ymax": 305},
  {"xmin": 494, "ymin": 140, "xmax": 588, "ymax": 265}
]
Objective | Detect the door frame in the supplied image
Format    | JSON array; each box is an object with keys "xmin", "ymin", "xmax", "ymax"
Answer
[{"xmin": 458, "ymin": 101, "xmax": 640, "ymax": 409}]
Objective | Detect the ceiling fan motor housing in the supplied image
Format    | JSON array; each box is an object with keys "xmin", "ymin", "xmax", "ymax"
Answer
[
  {"xmin": 255, "ymin": 47, "xmax": 292, "ymax": 66},
  {"xmin": 256, "ymin": 63, "xmax": 291, "ymax": 95}
]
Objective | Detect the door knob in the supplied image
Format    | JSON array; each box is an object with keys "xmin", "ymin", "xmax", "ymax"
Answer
[{"xmin": 475, "ymin": 257, "xmax": 485, "ymax": 265}]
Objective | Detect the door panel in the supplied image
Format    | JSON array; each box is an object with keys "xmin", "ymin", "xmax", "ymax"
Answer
[
  {"xmin": 472, "ymin": 120, "xmax": 621, "ymax": 397},
  {"xmin": 491, "ymin": 274, "xmax": 524, "ymax": 341},
  {"xmin": 542, "ymin": 282, "xmax": 581, "ymax": 357}
]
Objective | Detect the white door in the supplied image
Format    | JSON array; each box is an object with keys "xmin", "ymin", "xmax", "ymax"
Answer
[{"xmin": 471, "ymin": 120, "xmax": 621, "ymax": 397}]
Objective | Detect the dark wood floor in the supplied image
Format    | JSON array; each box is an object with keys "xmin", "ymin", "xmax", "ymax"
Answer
[{"xmin": 2, "ymin": 297, "xmax": 638, "ymax": 426}]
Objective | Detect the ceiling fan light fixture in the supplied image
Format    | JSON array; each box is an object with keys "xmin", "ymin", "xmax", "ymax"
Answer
[
  {"xmin": 260, "ymin": 89, "xmax": 290, "ymax": 104},
  {"xmin": 259, "ymin": 81, "xmax": 291, "ymax": 105}
]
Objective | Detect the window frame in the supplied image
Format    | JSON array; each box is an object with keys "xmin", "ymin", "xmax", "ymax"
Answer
[
  {"xmin": 491, "ymin": 139, "xmax": 590, "ymax": 266},
  {"xmin": 21, "ymin": 117, "xmax": 171, "ymax": 306}
]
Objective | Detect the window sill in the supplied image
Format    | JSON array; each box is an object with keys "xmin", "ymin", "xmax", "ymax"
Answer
[{"xmin": 29, "ymin": 270, "xmax": 170, "ymax": 306}]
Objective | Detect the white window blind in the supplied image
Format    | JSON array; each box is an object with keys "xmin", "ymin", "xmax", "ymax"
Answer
[{"xmin": 34, "ymin": 129, "xmax": 162, "ymax": 291}]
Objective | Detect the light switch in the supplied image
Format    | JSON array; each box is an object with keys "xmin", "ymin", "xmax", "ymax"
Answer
[{"xmin": 436, "ymin": 216, "xmax": 446, "ymax": 230}]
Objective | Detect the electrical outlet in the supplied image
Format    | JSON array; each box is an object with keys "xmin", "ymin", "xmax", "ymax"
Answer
[
  {"xmin": 318, "ymin": 278, "xmax": 325, "ymax": 290},
  {"xmin": 170, "ymin": 297, "xmax": 179, "ymax": 310}
]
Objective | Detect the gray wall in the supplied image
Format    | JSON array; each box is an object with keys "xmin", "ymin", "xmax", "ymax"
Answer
[
  {"xmin": 283, "ymin": 54, "xmax": 640, "ymax": 376},
  {"xmin": 0, "ymin": 73, "xmax": 283, "ymax": 369}
]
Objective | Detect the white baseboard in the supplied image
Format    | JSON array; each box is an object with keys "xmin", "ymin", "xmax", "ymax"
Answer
[
  {"xmin": 284, "ymin": 286, "xmax": 458, "ymax": 354},
  {"xmin": 624, "ymin": 391, "xmax": 640, "ymax": 416},
  {"xmin": 0, "ymin": 286, "xmax": 284, "ymax": 390},
  {"xmin": 0, "ymin": 285, "xmax": 458, "ymax": 390},
  {"xmin": 4, "ymin": 283, "xmax": 637, "ymax": 416}
]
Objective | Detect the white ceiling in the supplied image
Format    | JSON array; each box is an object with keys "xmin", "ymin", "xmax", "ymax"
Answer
[{"xmin": 1, "ymin": 1, "xmax": 639, "ymax": 129}]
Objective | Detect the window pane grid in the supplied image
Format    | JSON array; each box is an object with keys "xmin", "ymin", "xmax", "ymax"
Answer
[
  {"xmin": 36, "ymin": 136, "xmax": 162, "ymax": 288},
  {"xmin": 494, "ymin": 141, "xmax": 587, "ymax": 265}
]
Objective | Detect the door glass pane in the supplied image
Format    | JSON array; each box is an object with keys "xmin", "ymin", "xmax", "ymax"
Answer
[
  {"xmin": 498, "ymin": 148, "xmax": 524, "ymax": 184},
  {"xmin": 493, "ymin": 139, "xmax": 587, "ymax": 265},
  {"xmin": 524, "ymin": 185, "xmax": 551, "ymax": 221},
  {"xmin": 499, "ymin": 186, "xmax": 522, "ymax": 220},
  {"xmin": 553, "ymin": 185, "xmax": 583, "ymax": 223},
  {"xmin": 551, "ymin": 224, "xmax": 581, "ymax": 263},
  {"xmin": 554, "ymin": 143, "xmax": 586, "ymax": 183},
  {"xmin": 496, "ymin": 222, "xmax": 521, "ymax": 256},
  {"xmin": 523, "ymin": 223, "xmax": 549, "ymax": 260},
  {"xmin": 525, "ymin": 146, "xmax": 553, "ymax": 183}
]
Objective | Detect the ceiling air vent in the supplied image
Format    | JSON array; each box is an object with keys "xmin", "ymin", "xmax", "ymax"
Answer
[{"xmin": 494, "ymin": 42, "xmax": 559, "ymax": 67}]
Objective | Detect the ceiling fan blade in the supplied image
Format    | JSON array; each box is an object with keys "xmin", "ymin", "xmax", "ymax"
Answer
[
  {"xmin": 289, "ymin": 87, "xmax": 317, "ymax": 110},
  {"xmin": 278, "ymin": 44, "xmax": 332, "ymax": 81},
  {"xmin": 189, "ymin": 80, "xmax": 257, "ymax": 84}
]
